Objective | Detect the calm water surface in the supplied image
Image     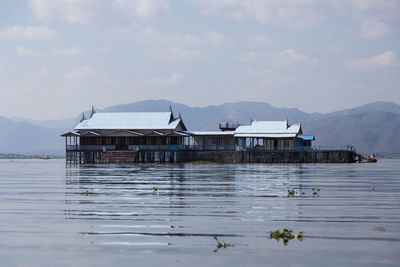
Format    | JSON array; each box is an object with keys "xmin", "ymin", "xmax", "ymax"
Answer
[{"xmin": 0, "ymin": 159, "xmax": 399, "ymax": 266}]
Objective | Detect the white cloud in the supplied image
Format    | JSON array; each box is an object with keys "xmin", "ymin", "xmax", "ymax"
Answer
[
  {"xmin": 29, "ymin": 0, "xmax": 169, "ymax": 24},
  {"xmin": 191, "ymin": 0, "xmax": 321, "ymax": 27},
  {"xmin": 247, "ymin": 69, "xmax": 273, "ymax": 77},
  {"xmin": 327, "ymin": 45, "xmax": 345, "ymax": 54},
  {"xmin": 353, "ymin": 0, "xmax": 400, "ymax": 11},
  {"xmin": 346, "ymin": 51, "xmax": 398, "ymax": 71},
  {"xmin": 15, "ymin": 46, "xmax": 42, "ymax": 57},
  {"xmin": 152, "ymin": 47, "xmax": 203, "ymax": 61},
  {"xmin": 247, "ymin": 68, "xmax": 296, "ymax": 87},
  {"xmin": 67, "ymin": 66, "xmax": 98, "ymax": 78},
  {"xmin": 204, "ymin": 31, "xmax": 228, "ymax": 46},
  {"xmin": 0, "ymin": 25, "xmax": 58, "ymax": 39},
  {"xmin": 129, "ymin": 25, "xmax": 227, "ymax": 60},
  {"xmin": 97, "ymin": 47, "xmax": 113, "ymax": 53},
  {"xmin": 240, "ymin": 49, "xmax": 318, "ymax": 66},
  {"xmin": 164, "ymin": 73, "xmax": 184, "ymax": 84},
  {"xmin": 132, "ymin": 24, "xmax": 230, "ymax": 48},
  {"xmin": 354, "ymin": 83, "xmax": 365, "ymax": 91},
  {"xmin": 132, "ymin": 23, "xmax": 201, "ymax": 47},
  {"xmin": 248, "ymin": 34, "xmax": 272, "ymax": 48},
  {"xmin": 358, "ymin": 19, "xmax": 395, "ymax": 39},
  {"xmin": 150, "ymin": 73, "xmax": 184, "ymax": 85},
  {"xmin": 29, "ymin": 0, "xmax": 95, "ymax": 24},
  {"xmin": 36, "ymin": 67, "xmax": 50, "ymax": 76},
  {"xmin": 52, "ymin": 47, "xmax": 83, "ymax": 55},
  {"xmin": 115, "ymin": 0, "xmax": 169, "ymax": 20},
  {"xmin": 352, "ymin": 0, "xmax": 400, "ymax": 19}
]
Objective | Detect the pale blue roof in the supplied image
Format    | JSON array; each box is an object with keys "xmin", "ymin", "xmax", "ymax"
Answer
[
  {"xmin": 235, "ymin": 133, "xmax": 297, "ymax": 138},
  {"xmin": 74, "ymin": 112, "xmax": 183, "ymax": 130},
  {"xmin": 234, "ymin": 120, "xmax": 301, "ymax": 138},
  {"xmin": 298, "ymin": 135, "xmax": 315, "ymax": 141}
]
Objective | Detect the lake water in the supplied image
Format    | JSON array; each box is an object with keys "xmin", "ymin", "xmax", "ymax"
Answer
[{"xmin": 0, "ymin": 159, "xmax": 399, "ymax": 266}]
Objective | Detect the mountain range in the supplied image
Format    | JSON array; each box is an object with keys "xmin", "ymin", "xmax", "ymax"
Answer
[{"xmin": 1, "ymin": 100, "xmax": 399, "ymax": 156}]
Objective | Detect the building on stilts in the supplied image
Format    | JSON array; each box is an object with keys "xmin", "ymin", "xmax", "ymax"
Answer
[{"xmin": 62, "ymin": 107, "xmax": 358, "ymax": 163}]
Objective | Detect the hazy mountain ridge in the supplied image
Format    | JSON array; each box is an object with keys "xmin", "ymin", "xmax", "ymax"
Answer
[
  {"xmin": 101, "ymin": 100, "xmax": 321, "ymax": 130},
  {"xmin": 1, "ymin": 100, "xmax": 399, "ymax": 156},
  {"xmin": 0, "ymin": 116, "xmax": 67, "ymax": 155},
  {"xmin": 303, "ymin": 111, "xmax": 400, "ymax": 156},
  {"xmin": 326, "ymin": 101, "xmax": 400, "ymax": 117},
  {"xmin": 9, "ymin": 116, "xmax": 77, "ymax": 129}
]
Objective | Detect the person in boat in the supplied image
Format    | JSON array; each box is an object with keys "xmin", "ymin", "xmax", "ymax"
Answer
[{"xmin": 368, "ymin": 153, "xmax": 377, "ymax": 162}]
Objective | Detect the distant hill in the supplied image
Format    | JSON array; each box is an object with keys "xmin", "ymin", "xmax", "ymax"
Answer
[
  {"xmin": 326, "ymin": 101, "xmax": 400, "ymax": 117},
  {"xmin": 303, "ymin": 111, "xmax": 400, "ymax": 156},
  {"xmin": 0, "ymin": 115, "xmax": 67, "ymax": 155},
  {"xmin": 1, "ymin": 100, "xmax": 400, "ymax": 156},
  {"xmin": 9, "ymin": 116, "xmax": 76, "ymax": 129},
  {"xmin": 102, "ymin": 100, "xmax": 321, "ymax": 130}
]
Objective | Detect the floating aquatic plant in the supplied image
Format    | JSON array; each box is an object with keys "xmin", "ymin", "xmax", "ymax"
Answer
[
  {"xmin": 312, "ymin": 188, "xmax": 320, "ymax": 196},
  {"xmin": 269, "ymin": 228, "xmax": 304, "ymax": 246},
  {"xmin": 287, "ymin": 189, "xmax": 296, "ymax": 197},
  {"xmin": 373, "ymin": 225, "xmax": 387, "ymax": 232},
  {"xmin": 153, "ymin": 186, "xmax": 159, "ymax": 192},
  {"xmin": 213, "ymin": 237, "xmax": 234, "ymax": 251},
  {"xmin": 81, "ymin": 190, "xmax": 91, "ymax": 196},
  {"xmin": 140, "ymin": 166, "xmax": 148, "ymax": 171}
]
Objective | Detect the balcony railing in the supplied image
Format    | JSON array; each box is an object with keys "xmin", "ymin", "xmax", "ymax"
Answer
[
  {"xmin": 128, "ymin": 145, "xmax": 182, "ymax": 151},
  {"xmin": 129, "ymin": 145, "xmax": 237, "ymax": 151},
  {"xmin": 304, "ymin": 146, "xmax": 356, "ymax": 152},
  {"xmin": 67, "ymin": 145, "xmax": 116, "ymax": 151},
  {"xmin": 66, "ymin": 145, "xmax": 356, "ymax": 152},
  {"xmin": 67, "ymin": 144, "xmax": 237, "ymax": 151},
  {"xmin": 184, "ymin": 145, "xmax": 236, "ymax": 151}
]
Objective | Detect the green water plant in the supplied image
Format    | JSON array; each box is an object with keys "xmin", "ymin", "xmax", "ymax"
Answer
[
  {"xmin": 213, "ymin": 237, "xmax": 234, "ymax": 251},
  {"xmin": 287, "ymin": 189, "xmax": 296, "ymax": 197},
  {"xmin": 312, "ymin": 188, "xmax": 320, "ymax": 196},
  {"xmin": 140, "ymin": 166, "xmax": 148, "ymax": 171},
  {"xmin": 269, "ymin": 228, "xmax": 304, "ymax": 246},
  {"xmin": 153, "ymin": 186, "xmax": 159, "ymax": 192},
  {"xmin": 81, "ymin": 190, "xmax": 91, "ymax": 196}
]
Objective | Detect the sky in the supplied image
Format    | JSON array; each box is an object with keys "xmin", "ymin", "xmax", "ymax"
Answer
[{"xmin": 0, "ymin": 0, "xmax": 399, "ymax": 120}]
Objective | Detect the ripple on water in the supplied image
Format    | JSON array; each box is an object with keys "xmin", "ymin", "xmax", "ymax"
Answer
[{"xmin": 0, "ymin": 159, "xmax": 399, "ymax": 266}]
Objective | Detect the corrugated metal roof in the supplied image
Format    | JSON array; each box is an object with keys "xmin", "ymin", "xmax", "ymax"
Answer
[
  {"xmin": 188, "ymin": 131, "xmax": 235, "ymax": 136},
  {"xmin": 169, "ymin": 131, "xmax": 191, "ymax": 136},
  {"xmin": 74, "ymin": 112, "xmax": 182, "ymax": 130},
  {"xmin": 60, "ymin": 131, "xmax": 80, "ymax": 137},
  {"xmin": 235, "ymin": 121, "xmax": 300, "ymax": 134},
  {"xmin": 235, "ymin": 133, "xmax": 297, "ymax": 138}
]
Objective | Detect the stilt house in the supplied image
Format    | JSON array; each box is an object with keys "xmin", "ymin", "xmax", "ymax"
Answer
[
  {"xmin": 61, "ymin": 107, "xmax": 319, "ymax": 163},
  {"xmin": 62, "ymin": 108, "xmax": 188, "ymax": 153}
]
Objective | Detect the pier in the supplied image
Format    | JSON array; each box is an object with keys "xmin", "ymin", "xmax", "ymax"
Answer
[{"xmin": 66, "ymin": 146, "xmax": 358, "ymax": 164}]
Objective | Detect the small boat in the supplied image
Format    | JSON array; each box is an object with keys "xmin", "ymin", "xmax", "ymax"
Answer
[
  {"xmin": 41, "ymin": 156, "xmax": 50, "ymax": 160},
  {"xmin": 360, "ymin": 153, "xmax": 377, "ymax": 163}
]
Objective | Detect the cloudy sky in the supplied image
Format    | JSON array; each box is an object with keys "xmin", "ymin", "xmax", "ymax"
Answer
[{"xmin": 0, "ymin": 0, "xmax": 399, "ymax": 120}]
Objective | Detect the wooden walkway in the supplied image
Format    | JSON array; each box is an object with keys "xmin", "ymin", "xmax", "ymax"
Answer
[{"xmin": 67, "ymin": 149, "xmax": 358, "ymax": 164}]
